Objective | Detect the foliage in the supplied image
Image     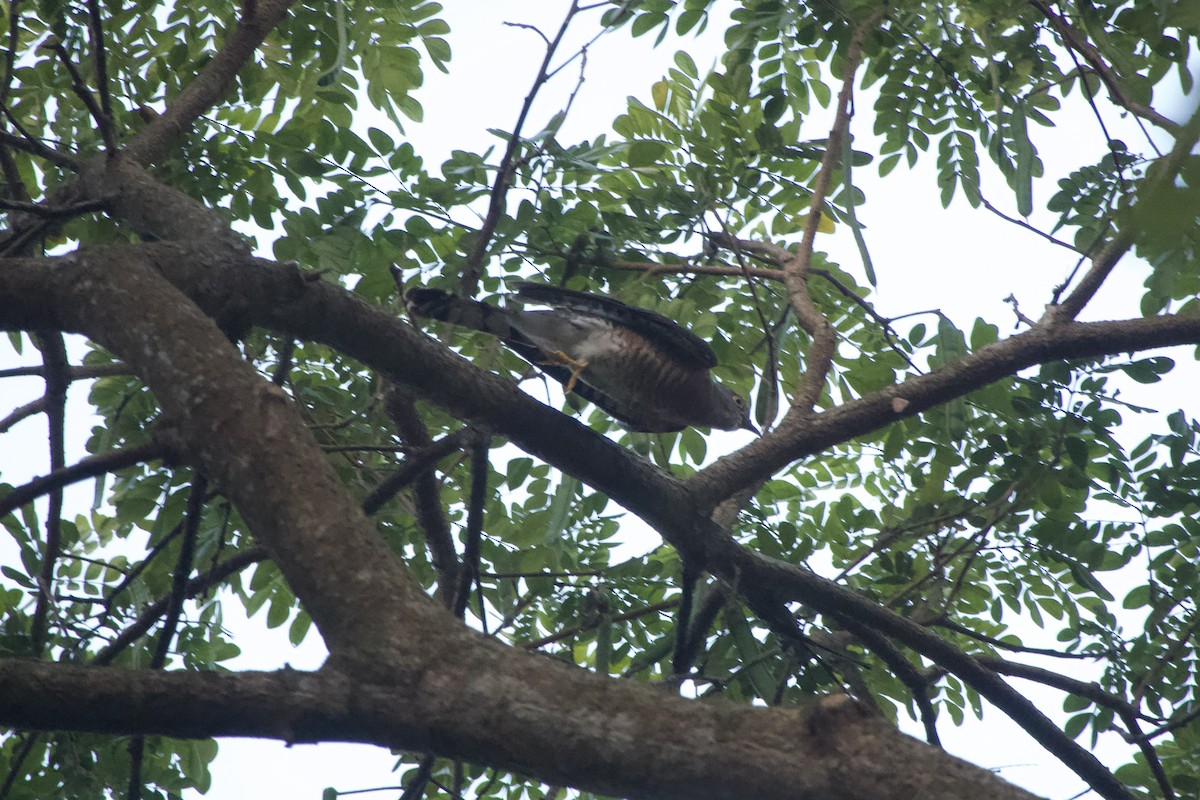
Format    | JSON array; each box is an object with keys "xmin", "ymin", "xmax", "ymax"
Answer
[{"xmin": 0, "ymin": 0, "xmax": 1198, "ymax": 799}]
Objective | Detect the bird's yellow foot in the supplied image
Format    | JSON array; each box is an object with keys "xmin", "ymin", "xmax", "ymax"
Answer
[{"xmin": 544, "ymin": 349, "xmax": 588, "ymax": 394}]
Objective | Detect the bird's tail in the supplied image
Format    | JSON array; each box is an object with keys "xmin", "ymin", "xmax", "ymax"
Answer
[{"xmin": 405, "ymin": 288, "xmax": 516, "ymax": 339}]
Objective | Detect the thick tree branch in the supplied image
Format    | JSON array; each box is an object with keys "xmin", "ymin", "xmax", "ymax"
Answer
[
  {"xmin": 0, "ymin": 660, "xmax": 1039, "ymax": 800},
  {"xmin": 691, "ymin": 310, "xmax": 1200, "ymax": 505}
]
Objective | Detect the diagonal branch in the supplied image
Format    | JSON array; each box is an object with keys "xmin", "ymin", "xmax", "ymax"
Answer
[
  {"xmin": 772, "ymin": 18, "xmax": 879, "ymax": 414},
  {"xmin": 123, "ymin": 0, "xmax": 300, "ymax": 166},
  {"xmin": 0, "ymin": 441, "xmax": 167, "ymax": 521},
  {"xmin": 49, "ymin": 39, "xmax": 115, "ymax": 151},
  {"xmin": 459, "ymin": 1, "xmax": 581, "ymax": 296},
  {"xmin": 1028, "ymin": 0, "xmax": 1180, "ymax": 134},
  {"xmin": 1048, "ymin": 106, "xmax": 1200, "ymax": 322}
]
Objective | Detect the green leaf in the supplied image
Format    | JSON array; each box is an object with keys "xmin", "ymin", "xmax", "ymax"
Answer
[
  {"xmin": 1012, "ymin": 105, "xmax": 1034, "ymax": 217},
  {"xmin": 627, "ymin": 139, "xmax": 668, "ymax": 167}
]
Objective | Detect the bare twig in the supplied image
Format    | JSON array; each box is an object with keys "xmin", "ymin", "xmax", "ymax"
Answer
[
  {"xmin": 608, "ymin": 258, "xmax": 783, "ymax": 281},
  {"xmin": 0, "ymin": 196, "xmax": 108, "ymax": 218},
  {"xmin": 152, "ymin": 474, "xmax": 205, "ymax": 667},
  {"xmin": 0, "ymin": 395, "xmax": 43, "ymax": 433},
  {"xmin": 360, "ymin": 429, "xmax": 474, "ymax": 515},
  {"xmin": 92, "ymin": 546, "xmax": 268, "ymax": 666},
  {"xmin": 0, "ymin": 121, "xmax": 77, "ymax": 170},
  {"xmin": 383, "ymin": 385, "xmax": 462, "ymax": 601},
  {"xmin": 459, "ymin": 1, "xmax": 581, "ymax": 295},
  {"xmin": 453, "ymin": 434, "xmax": 490, "ymax": 622},
  {"xmin": 86, "ymin": 0, "xmax": 114, "ymax": 129},
  {"xmin": 129, "ymin": 473, "xmax": 206, "ymax": 797},
  {"xmin": 29, "ymin": 334, "xmax": 68, "ymax": 656},
  {"xmin": 0, "ymin": 734, "xmax": 39, "ymax": 800},
  {"xmin": 978, "ymin": 654, "xmax": 1175, "ymax": 800},
  {"xmin": 934, "ymin": 618, "xmax": 1114, "ymax": 660},
  {"xmin": 49, "ymin": 40, "xmax": 116, "ymax": 151},
  {"xmin": 522, "ymin": 599, "xmax": 678, "ymax": 650},
  {"xmin": 1131, "ymin": 704, "xmax": 1200, "ymax": 743}
]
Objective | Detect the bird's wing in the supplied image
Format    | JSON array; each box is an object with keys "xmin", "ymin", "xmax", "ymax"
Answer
[{"xmin": 512, "ymin": 283, "xmax": 718, "ymax": 371}]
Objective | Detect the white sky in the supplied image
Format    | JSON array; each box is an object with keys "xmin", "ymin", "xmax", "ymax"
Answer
[{"xmin": 0, "ymin": 1, "xmax": 1196, "ymax": 798}]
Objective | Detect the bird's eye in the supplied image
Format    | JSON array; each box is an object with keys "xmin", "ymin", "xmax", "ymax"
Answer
[{"xmin": 732, "ymin": 394, "xmax": 747, "ymax": 409}]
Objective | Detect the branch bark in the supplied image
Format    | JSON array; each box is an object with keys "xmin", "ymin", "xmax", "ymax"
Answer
[{"xmin": 0, "ymin": 660, "xmax": 1040, "ymax": 800}]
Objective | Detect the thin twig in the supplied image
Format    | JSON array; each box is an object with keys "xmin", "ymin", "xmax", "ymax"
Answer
[
  {"xmin": 0, "ymin": 441, "xmax": 167, "ymax": 523},
  {"xmin": 0, "ymin": 196, "xmax": 108, "ymax": 218},
  {"xmin": 522, "ymin": 599, "xmax": 678, "ymax": 650},
  {"xmin": 29, "ymin": 334, "xmax": 68, "ymax": 656},
  {"xmin": 934, "ymin": 618, "xmax": 1114, "ymax": 660},
  {"xmin": 454, "ymin": 434, "xmax": 489, "ymax": 621},
  {"xmin": 397, "ymin": 755, "xmax": 437, "ymax": 800},
  {"xmin": 0, "ymin": 120, "xmax": 77, "ymax": 170},
  {"xmin": 50, "ymin": 40, "xmax": 115, "ymax": 150},
  {"xmin": 383, "ymin": 386, "xmax": 462, "ymax": 602},
  {"xmin": 152, "ymin": 474, "xmax": 205, "ymax": 667},
  {"xmin": 0, "ymin": 395, "xmax": 43, "ymax": 433},
  {"xmin": 92, "ymin": 547, "xmax": 268, "ymax": 666},
  {"xmin": 459, "ymin": 1, "xmax": 581, "ymax": 295},
  {"xmin": 360, "ymin": 429, "xmax": 474, "ymax": 515},
  {"xmin": 0, "ymin": 734, "xmax": 39, "ymax": 800},
  {"xmin": 86, "ymin": 0, "xmax": 116, "ymax": 148},
  {"xmin": 1049, "ymin": 109, "xmax": 1200, "ymax": 321},
  {"xmin": 130, "ymin": 473, "xmax": 205, "ymax": 800}
]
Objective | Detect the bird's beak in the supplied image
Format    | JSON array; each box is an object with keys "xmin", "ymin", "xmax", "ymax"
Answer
[{"xmin": 741, "ymin": 417, "xmax": 760, "ymax": 435}]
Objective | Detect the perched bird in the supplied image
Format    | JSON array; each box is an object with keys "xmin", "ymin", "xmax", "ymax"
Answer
[{"xmin": 406, "ymin": 282, "xmax": 757, "ymax": 433}]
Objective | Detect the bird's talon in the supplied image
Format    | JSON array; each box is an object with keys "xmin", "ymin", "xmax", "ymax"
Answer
[{"xmin": 550, "ymin": 350, "xmax": 588, "ymax": 394}]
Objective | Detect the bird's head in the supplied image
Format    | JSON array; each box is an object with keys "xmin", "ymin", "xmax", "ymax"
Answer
[{"xmin": 714, "ymin": 386, "xmax": 759, "ymax": 434}]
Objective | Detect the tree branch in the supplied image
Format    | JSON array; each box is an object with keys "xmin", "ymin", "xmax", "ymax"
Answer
[
  {"xmin": 382, "ymin": 384, "xmax": 463, "ymax": 604},
  {"xmin": 1048, "ymin": 106, "xmax": 1200, "ymax": 321},
  {"xmin": 0, "ymin": 441, "xmax": 167, "ymax": 521},
  {"xmin": 29, "ymin": 333, "xmax": 68, "ymax": 656},
  {"xmin": 122, "ymin": 0, "xmax": 300, "ymax": 166},
  {"xmin": 0, "ymin": 245, "xmax": 1190, "ymax": 800},
  {"xmin": 0, "ymin": 660, "xmax": 1041, "ymax": 800},
  {"xmin": 459, "ymin": 1, "xmax": 580, "ymax": 295},
  {"xmin": 1027, "ymin": 0, "xmax": 1181, "ymax": 134}
]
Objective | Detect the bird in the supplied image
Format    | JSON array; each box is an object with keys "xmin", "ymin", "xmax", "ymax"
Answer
[{"xmin": 405, "ymin": 282, "xmax": 757, "ymax": 434}]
